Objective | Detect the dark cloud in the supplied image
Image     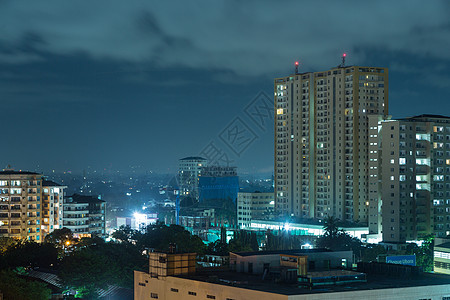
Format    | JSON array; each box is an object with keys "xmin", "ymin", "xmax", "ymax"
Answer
[{"xmin": 0, "ymin": 1, "xmax": 449, "ymax": 174}]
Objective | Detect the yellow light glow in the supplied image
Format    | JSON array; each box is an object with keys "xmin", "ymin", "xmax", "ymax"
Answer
[{"xmin": 277, "ymin": 108, "xmax": 284, "ymax": 115}]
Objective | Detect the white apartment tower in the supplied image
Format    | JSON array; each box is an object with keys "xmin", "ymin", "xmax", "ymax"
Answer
[
  {"xmin": 178, "ymin": 157, "xmax": 207, "ymax": 200},
  {"xmin": 41, "ymin": 180, "xmax": 66, "ymax": 236},
  {"xmin": 274, "ymin": 64, "xmax": 388, "ymax": 222},
  {"xmin": 369, "ymin": 115, "xmax": 450, "ymax": 243}
]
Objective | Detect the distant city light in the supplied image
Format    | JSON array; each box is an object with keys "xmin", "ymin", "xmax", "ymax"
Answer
[{"xmin": 302, "ymin": 243, "xmax": 313, "ymax": 249}]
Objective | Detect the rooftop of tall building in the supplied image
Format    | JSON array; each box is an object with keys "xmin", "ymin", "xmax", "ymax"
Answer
[
  {"xmin": 42, "ymin": 180, "xmax": 65, "ymax": 187},
  {"xmin": 0, "ymin": 167, "xmax": 41, "ymax": 175},
  {"xmin": 179, "ymin": 156, "xmax": 207, "ymax": 161},
  {"xmin": 67, "ymin": 193, "xmax": 105, "ymax": 204},
  {"xmin": 406, "ymin": 114, "xmax": 450, "ymax": 120},
  {"xmin": 174, "ymin": 267, "xmax": 450, "ymax": 296}
]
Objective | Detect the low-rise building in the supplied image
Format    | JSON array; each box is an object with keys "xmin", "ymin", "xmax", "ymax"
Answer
[
  {"xmin": 237, "ymin": 192, "xmax": 274, "ymax": 229},
  {"xmin": 249, "ymin": 220, "xmax": 368, "ymax": 240},
  {"xmin": 230, "ymin": 249, "xmax": 352, "ymax": 274},
  {"xmin": 435, "ymin": 241, "xmax": 450, "ymax": 274},
  {"xmin": 135, "ymin": 250, "xmax": 450, "ymax": 300}
]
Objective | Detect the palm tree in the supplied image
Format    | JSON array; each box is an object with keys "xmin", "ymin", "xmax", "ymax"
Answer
[{"xmin": 323, "ymin": 216, "xmax": 339, "ymax": 238}]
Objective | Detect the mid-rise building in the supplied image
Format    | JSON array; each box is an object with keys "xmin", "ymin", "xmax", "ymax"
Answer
[
  {"xmin": 41, "ymin": 180, "xmax": 66, "ymax": 236},
  {"xmin": 369, "ymin": 115, "xmax": 450, "ymax": 243},
  {"xmin": 178, "ymin": 157, "xmax": 207, "ymax": 200},
  {"xmin": 63, "ymin": 194, "xmax": 106, "ymax": 237},
  {"xmin": 237, "ymin": 191, "xmax": 274, "ymax": 229},
  {"xmin": 0, "ymin": 169, "xmax": 43, "ymax": 242},
  {"xmin": 274, "ymin": 64, "xmax": 388, "ymax": 222}
]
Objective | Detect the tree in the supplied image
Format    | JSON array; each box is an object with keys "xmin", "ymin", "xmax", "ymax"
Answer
[
  {"xmin": 405, "ymin": 235, "xmax": 434, "ymax": 272},
  {"xmin": 44, "ymin": 227, "xmax": 73, "ymax": 245},
  {"xmin": 111, "ymin": 225, "xmax": 139, "ymax": 243},
  {"xmin": 59, "ymin": 242, "xmax": 146, "ymax": 298},
  {"xmin": 316, "ymin": 227, "xmax": 363, "ymax": 258},
  {"xmin": 206, "ymin": 240, "xmax": 229, "ymax": 256},
  {"xmin": 228, "ymin": 230, "xmax": 259, "ymax": 252},
  {"xmin": 206, "ymin": 227, "xmax": 230, "ymax": 256},
  {"xmin": 0, "ymin": 237, "xmax": 18, "ymax": 254},
  {"xmin": 0, "ymin": 241, "xmax": 58, "ymax": 269},
  {"xmin": 123, "ymin": 223, "xmax": 206, "ymax": 254},
  {"xmin": 362, "ymin": 244, "xmax": 387, "ymax": 262},
  {"xmin": 323, "ymin": 216, "xmax": 339, "ymax": 238},
  {"xmin": 0, "ymin": 270, "xmax": 51, "ymax": 300}
]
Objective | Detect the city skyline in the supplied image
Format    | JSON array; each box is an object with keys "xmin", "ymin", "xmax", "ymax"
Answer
[{"xmin": 1, "ymin": 1, "xmax": 450, "ymax": 174}]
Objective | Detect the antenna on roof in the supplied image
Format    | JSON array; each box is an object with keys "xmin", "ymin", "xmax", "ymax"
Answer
[
  {"xmin": 341, "ymin": 53, "xmax": 346, "ymax": 67},
  {"xmin": 294, "ymin": 61, "xmax": 299, "ymax": 74}
]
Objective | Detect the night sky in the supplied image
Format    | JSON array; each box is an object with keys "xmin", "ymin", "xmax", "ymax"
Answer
[{"xmin": 1, "ymin": 1, "xmax": 450, "ymax": 175}]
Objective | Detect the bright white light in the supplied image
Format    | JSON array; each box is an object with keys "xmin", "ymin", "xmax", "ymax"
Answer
[
  {"xmin": 284, "ymin": 223, "xmax": 291, "ymax": 231},
  {"xmin": 269, "ymin": 201, "xmax": 275, "ymax": 205},
  {"xmin": 302, "ymin": 243, "xmax": 313, "ymax": 249},
  {"xmin": 133, "ymin": 212, "xmax": 146, "ymax": 225},
  {"xmin": 142, "ymin": 206, "xmax": 147, "ymax": 210}
]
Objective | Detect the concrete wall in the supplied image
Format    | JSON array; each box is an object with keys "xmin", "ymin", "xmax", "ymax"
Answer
[
  {"xmin": 135, "ymin": 271, "xmax": 450, "ymax": 300},
  {"xmin": 135, "ymin": 271, "xmax": 287, "ymax": 300},
  {"xmin": 288, "ymin": 285, "xmax": 450, "ymax": 300}
]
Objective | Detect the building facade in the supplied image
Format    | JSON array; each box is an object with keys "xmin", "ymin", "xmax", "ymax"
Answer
[
  {"xmin": 435, "ymin": 241, "xmax": 450, "ymax": 275},
  {"xmin": 0, "ymin": 169, "xmax": 43, "ymax": 242},
  {"xmin": 369, "ymin": 115, "xmax": 450, "ymax": 243},
  {"xmin": 237, "ymin": 192, "xmax": 274, "ymax": 229},
  {"xmin": 41, "ymin": 180, "xmax": 66, "ymax": 236},
  {"xmin": 178, "ymin": 157, "xmax": 207, "ymax": 200},
  {"xmin": 63, "ymin": 194, "xmax": 106, "ymax": 237},
  {"xmin": 198, "ymin": 166, "xmax": 239, "ymax": 203},
  {"xmin": 274, "ymin": 65, "xmax": 388, "ymax": 222}
]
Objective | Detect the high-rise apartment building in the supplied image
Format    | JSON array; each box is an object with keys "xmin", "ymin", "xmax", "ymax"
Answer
[
  {"xmin": 0, "ymin": 169, "xmax": 43, "ymax": 242},
  {"xmin": 41, "ymin": 180, "xmax": 66, "ymax": 236},
  {"xmin": 198, "ymin": 166, "xmax": 239, "ymax": 203},
  {"xmin": 178, "ymin": 157, "xmax": 207, "ymax": 200},
  {"xmin": 274, "ymin": 64, "xmax": 388, "ymax": 222},
  {"xmin": 369, "ymin": 115, "xmax": 450, "ymax": 243}
]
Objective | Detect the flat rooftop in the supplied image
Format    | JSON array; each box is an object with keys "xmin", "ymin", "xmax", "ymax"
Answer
[
  {"xmin": 176, "ymin": 268, "xmax": 450, "ymax": 296},
  {"xmin": 0, "ymin": 170, "xmax": 41, "ymax": 175},
  {"xmin": 231, "ymin": 248, "xmax": 332, "ymax": 257}
]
